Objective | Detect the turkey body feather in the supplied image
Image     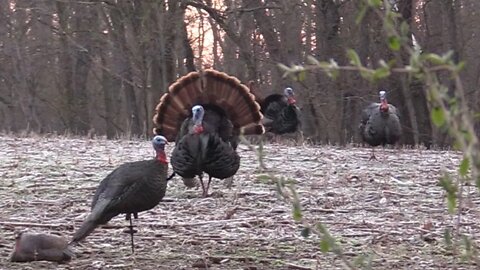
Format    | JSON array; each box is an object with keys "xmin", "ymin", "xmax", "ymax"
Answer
[
  {"xmin": 360, "ymin": 103, "xmax": 401, "ymax": 147},
  {"xmin": 171, "ymin": 132, "xmax": 240, "ymax": 180},
  {"xmin": 262, "ymin": 95, "xmax": 301, "ymax": 134}
]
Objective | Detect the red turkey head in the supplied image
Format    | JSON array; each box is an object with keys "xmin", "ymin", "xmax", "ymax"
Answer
[
  {"xmin": 284, "ymin": 87, "xmax": 296, "ymax": 105},
  {"xmin": 379, "ymin": 90, "xmax": 389, "ymax": 112}
]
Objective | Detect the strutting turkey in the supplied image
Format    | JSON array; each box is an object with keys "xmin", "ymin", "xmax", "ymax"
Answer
[
  {"xmin": 10, "ymin": 232, "xmax": 73, "ymax": 263},
  {"xmin": 70, "ymin": 135, "xmax": 170, "ymax": 253},
  {"xmin": 249, "ymin": 82, "xmax": 301, "ymax": 135},
  {"xmin": 153, "ymin": 69, "xmax": 264, "ymax": 197},
  {"xmin": 359, "ymin": 90, "xmax": 401, "ymax": 160}
]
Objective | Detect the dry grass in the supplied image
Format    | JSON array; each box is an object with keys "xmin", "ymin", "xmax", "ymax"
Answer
[{"xmin": 0, "ymin": 135, "xmax": 479, "ymax": 269}]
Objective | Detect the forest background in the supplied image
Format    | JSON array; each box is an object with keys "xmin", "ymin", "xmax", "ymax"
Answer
[{"xmin": 0, "ymin": 0, "xmax": 478, "ymax": 146}]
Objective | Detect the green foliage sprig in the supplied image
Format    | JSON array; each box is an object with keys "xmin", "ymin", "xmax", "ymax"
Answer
[{"xmin": 276, "ymin": 0, "xmax": 480, "ymax": 266}]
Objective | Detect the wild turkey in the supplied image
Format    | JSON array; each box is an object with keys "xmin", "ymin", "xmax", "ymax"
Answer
[
  {"xmin": 359, "ymin": 90, "xmax": 401, "ymax": 160},
  {"xmin": 249, "ymin": 82, "xmax": 301, "ymax": 135},
  {"xmin": 10, "ymin": 232, "xmax": 73, "ymax": 263},
  {"xmin": 153, "ymin": 69, "xmax": 264, "ymax": 197},
  {"xmin": 70, "ymin": 135, "xmax": 170, "ymax": 252}
]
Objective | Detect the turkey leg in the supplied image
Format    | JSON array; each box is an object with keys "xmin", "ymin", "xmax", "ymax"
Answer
[
  {"xmin": 124, "ymin": 213, "xmax": 138, "ymax": 253},
  {"xmin": 198, "ymin": 175, "xmax": 213, "ymax": 197},
  {"xmin": 198, "ymin": 173, "xmax": 209, "ymax": 197}
]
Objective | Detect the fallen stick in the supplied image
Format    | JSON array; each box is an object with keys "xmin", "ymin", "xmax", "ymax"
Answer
[
  {"xmin": 0, "ymin": 221, "xmax": 74, "ymax": 229},
  {"xmin": 98, "ymin": 217, "xmax": 263, "ymax": 229},
  {"xmin": 205, "ymin": 254, "xmax": 278, "ymax": 262},
  {"xmin": 309, "ymin": 208, "xmax": 350, "ymax": 213},
  {"xmin": 282, "ymin": 262, "xmax": 313, "ymax": 270}
]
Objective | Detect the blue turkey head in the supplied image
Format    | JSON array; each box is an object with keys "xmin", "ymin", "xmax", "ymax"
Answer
[
  {"xmin": 152, "ymin": 135, "xmax": 168, "ymax": 151},
  {"xmin": 191, "ymin": 105, "xmax": 205, "ymax": 134},
  {"xmin": 379, "ymin": 90, "xmax": 387, "ymax": 101},
  {"xmin": 192, "ymin": 105, "xmax": 205, "ymax": 124},
  {"xmin": 284, "ymin": 87, "xmax": 294, "ymax": 97},
  {"xmin": 284, "ymin": 87, "xmax": 296, "ymax": 105}
]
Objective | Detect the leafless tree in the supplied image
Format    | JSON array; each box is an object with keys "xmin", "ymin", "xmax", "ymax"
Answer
[{"xmin": 0, "ymin": 0, "xmax": 477, "ymax": 146}]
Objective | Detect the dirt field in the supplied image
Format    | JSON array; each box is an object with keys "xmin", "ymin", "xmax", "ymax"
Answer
[{"xmin": 0, "ymin": 135, "xmax": 479, "ymax": 269}]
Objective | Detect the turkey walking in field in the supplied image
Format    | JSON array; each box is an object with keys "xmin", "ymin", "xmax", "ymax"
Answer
[
  {"xmin": 70, "ymin": 135, "xmax": 170, "ymax": 253},
  {"xmin": 248, "ymin": 82, "xmax": 301, "ymax": 136},
  {"xmin": 153, "ymin": 69, "xmax": 264, "ymax": 197},
  {"xmin": 359, "ymin": 90, "xmax": 401, "ymax": 160}
]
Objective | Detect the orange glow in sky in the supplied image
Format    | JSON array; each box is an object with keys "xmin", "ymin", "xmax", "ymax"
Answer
[{"xmin": 185, "ymin": 4, "xmax": 222, "ymax": 67}]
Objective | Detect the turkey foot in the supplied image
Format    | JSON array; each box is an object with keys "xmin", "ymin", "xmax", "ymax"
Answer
[{"xmin": 369, "ymin": 148, "xmax": 377, "ymax": 160}]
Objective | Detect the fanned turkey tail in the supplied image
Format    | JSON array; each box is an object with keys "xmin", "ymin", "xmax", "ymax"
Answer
[{"xmin": 153, "ymin": 69, "xmax": 265, "ymax": 141}]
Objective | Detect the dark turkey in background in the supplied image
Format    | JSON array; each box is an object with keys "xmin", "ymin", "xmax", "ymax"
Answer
[
  {"xmin": 359, "ymin": 90, "xmax": 402, "ymax": 160},
  {"xmin": 248, "ymin": 81, "xmax": 301, "ymax": 136}
]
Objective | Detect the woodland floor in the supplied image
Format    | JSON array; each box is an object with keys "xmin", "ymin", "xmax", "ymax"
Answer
[{"xmin": 0, "ymin": 134, "xmax": 479, "ymax": 270}]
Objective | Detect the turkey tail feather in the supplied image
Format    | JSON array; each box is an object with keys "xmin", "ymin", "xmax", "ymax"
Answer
[
  {"xmin": 247, "ymin": 80, "xmax": 264, "ymax": 104},
  {"xmin": 70, "ymin": 218, "xmax": 97, "ymax": 244},
  {"xmin": 70, "ymin": 200, "xmax": 111, "ymax": 244},
  {"xmin": 241, "ymin": 124, "xmax": 265, "ymax": 136},
  {"xmin": 153, "ymin": 69, "xmax": 264, "ymax": 141}
]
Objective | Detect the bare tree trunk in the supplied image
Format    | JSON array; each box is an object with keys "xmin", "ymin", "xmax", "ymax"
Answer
[
  {"xmin": 147, "ymin": 1, "xmax": 183, "ymax": 137},
  {"xmin": 180, "ymin": 6, "xmax": 196, "ymax": 72},
  {"xmin": 10, "ymin": 1, "xmax": 37, "ymax": 132},
  {"xmin": 421, "ymin": 0, "xmax": 461, "ymax": 146},
  {"xmin": 100, "ymin": 52, "xmax": 116, "ymax": 139},
  {"xmin": 397, "ymin": 0, "xmax": 430, "ymax": 147},
  {"xmin": 56, "ymin": 1, "xmax": 95, "ymax": 135},
  {"xmin": 110, "ymin": 1, "xmax": 141, "ymax": 137},
  {"xmin": 185, "ymin": 1, "xmax": 257, "ymax": 79},
  {"xmin": 56, "ymin": 1, "xmax": 75, "ymax": 132},
  {"xmin": 311, "ymin": 0, "xmax": 343, "ymax": 143}
]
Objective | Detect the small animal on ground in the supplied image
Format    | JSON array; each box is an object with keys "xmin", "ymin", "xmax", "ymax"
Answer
[{"xmin": 10, "ymin": 232, "xmax": 73, "ymax": 263}]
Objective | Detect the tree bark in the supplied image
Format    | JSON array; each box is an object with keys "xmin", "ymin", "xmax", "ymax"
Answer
[{"xmin": 109, "ymin": 1, "xmax": 141, "ymax": 137}]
